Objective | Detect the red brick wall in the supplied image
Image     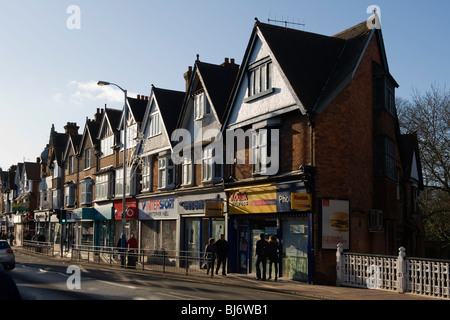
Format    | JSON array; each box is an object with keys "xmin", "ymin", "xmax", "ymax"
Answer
[{"xmin": 312, "ymin": 33, "xmax": 384, "ymax": 284}]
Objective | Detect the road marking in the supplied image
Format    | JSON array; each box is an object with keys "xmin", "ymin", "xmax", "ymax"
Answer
[{"xmin": 98, "ymin": 280, "xmax": 137, "ymax": 290}]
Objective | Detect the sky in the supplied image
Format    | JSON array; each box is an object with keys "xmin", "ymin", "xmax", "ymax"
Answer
[{"xmin": 0, "ymin": 0, "xmax": 449, "ymax": 170}]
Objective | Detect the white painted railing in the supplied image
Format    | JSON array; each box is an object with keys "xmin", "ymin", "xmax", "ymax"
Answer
[{"xmin": 336, "ymin": 244, "xmax": 450, "ymax": 299}]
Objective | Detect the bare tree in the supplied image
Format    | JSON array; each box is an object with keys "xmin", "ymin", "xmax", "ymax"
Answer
[{"xmin": 397, "ymin": 84, "xmax": 450, "ymax": 248}]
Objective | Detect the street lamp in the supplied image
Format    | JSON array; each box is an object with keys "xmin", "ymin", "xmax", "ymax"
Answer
[{"xmin": 97, "ymin": 81, "xmax": 128, "ymax": 259}]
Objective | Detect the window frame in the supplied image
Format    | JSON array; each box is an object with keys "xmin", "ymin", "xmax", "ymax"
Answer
[
  {"xmin": 95, "ymin": 173, "xmax": 111, "ymax": 200},
  {"xmin": 245, "ymin": 57, "xmax": 273, "ymax": 102},
  {"xmin": 194, "ymin": 91, "xmax": 211, "ymax": 120},
  {"xmin": 80, "ymin": 178, "xmax": 93, "ymax": 205},
  {"xmin": 158, "ymin": 155, "xmax": 175, "ymax": 190},
  {"xmin": 64, "ymin": 183, "xmax": 75, "ymax": 207}
]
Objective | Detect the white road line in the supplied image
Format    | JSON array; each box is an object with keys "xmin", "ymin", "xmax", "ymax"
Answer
[{"xmin": 97, "ymin": 280, "xmax": 137, "ymax": 290}]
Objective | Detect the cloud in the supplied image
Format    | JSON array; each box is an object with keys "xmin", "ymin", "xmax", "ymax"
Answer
[
  {"xmin": 68, "ymin": 80, "xmax": 124, "ymax": 105},
  {"xmin": 52, "ymin": 92, "xmax": 63, "ymax": 103}
]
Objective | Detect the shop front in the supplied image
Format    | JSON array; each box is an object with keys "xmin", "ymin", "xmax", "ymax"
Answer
[
  {"xmin": 94, "ymin": 205, "xmax": 115, "ymax": 248},
  {"xmin": 138, "ymin": 195, "xmax": 178, "ymax": 254},
  {"xmin": 113, "ymin": 199, "xmax": 138, "ymax": 247},
  {"xmin": 226, "ymin": 181, "xmax": 312, "ymax": 282},
  {"xmin": 71, "ymin": 208, "xmax": 96, "ymax": 247},
  {"xmin": 35, "ymin": 211, "xmax": 50, "ymax": 240},
  {"xmin": 179, "ymin": 192, "xmax": 226, "ymax": 264}
]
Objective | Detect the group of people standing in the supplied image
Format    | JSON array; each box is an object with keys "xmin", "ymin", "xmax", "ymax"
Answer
[
  {"xmin": 256, "ymin": 233, "xmax": 280, "ymax": 281},
  {"xmin": 203, "ymin": 232, "xmax": 280, "ymax": 281}
]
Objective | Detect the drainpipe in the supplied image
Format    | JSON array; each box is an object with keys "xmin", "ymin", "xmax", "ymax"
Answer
[{"xmin": 307, "ymin": 112, "xmax": 315, "ymax": 284}]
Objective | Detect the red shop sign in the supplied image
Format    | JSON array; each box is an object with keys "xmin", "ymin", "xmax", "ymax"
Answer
[{"xmin": 114, "ymin": 199, "xmax": 138, "ymax": 220}]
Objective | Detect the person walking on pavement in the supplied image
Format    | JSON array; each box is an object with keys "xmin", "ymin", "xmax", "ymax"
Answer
[
  {"xmin": 215, "ymin": 234, "xmax": 229, "ymax": 276},
  {"xmin": 8, "ymin": 232, "xmax": 14, "ymax": 246},
  {"xmin": 267, "ymin": 235, "xmax": 280, "ymax": 281},
  {"xmin": 127, "ymin": 233, "xmax": 138, "ymax": 268},
  {"xmin": 204, "ymin": 238, "xmax": 216, "ymax": 278},
  {"xmin": 255, "ymin": 233, "xmax": 268, "ymax": 280}
]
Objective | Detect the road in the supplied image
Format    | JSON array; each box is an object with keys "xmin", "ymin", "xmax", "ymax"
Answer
[{"xmin": 9, "ymin": 251, "xmax": 309, "ymax": 301}]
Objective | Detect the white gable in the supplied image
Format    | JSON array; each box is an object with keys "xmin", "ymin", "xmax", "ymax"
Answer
[{"xmin": 227, "ymin": 33, "xmax": 299, "ymax": 130}]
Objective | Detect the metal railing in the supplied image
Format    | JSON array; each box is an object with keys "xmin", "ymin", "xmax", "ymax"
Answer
[
  {"xmin": 70, "ymin": 245, "xmax": 211, "ymax": 276},
  {"xmin": 22, "ymin": 240, "xmax": 55, "ymax": 256},
  {"xmin": 336, "ymin": 244, "xmax": 450, "ymax": 299}
]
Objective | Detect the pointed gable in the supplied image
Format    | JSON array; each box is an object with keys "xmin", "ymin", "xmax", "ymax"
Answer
[
  {"xmin": 138, "ymin": 86, "xmax": 185, "ymax": 154},
  {"xmin": 97, "ymin": 107, "xmax": 122, "ymax": 140},
  {"xmin": 195, "ymin": 60, "xmax": 239, "ymax": 120},
  {"xmin": 152, "ymin": 86, "xmax": 185, "ymax": 139},
  {"xmin": 224, "ymin": 19, "xmax": 385, "ymax": 128}
]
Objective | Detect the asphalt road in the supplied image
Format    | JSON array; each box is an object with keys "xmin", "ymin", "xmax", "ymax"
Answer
[{"xmin": 9, "ymin": 251, "xmax": 309, "ymax": 301}]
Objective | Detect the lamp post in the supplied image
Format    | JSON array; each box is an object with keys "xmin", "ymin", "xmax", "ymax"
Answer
[{"xmin": 97, "ymin": 81, "xmax": 128, "ymax": 260}]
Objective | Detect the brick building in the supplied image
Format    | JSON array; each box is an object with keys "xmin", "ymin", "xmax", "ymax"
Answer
[{"xmin": 221, "ymin": 20, "xmax": 424, "ymax": 284}]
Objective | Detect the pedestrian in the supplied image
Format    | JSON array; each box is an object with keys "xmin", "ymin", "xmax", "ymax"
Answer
[
  {"xmin": 215, "ymin": 234, "xmax": 229, "ymax": 276},
  {"xmin": 267, "ymin": 235, "xmax": 280, "ymax": 281},
  {"xmin": 8, "ymin": 232, "xmax": 14, "ymax": 246},
  {"xmin": 127, "ymin": 233, "xmax": 138, "ymax": 268},
  {"xmin": 204, "ymin": 238, "xmax": 216, "ymax": 278},
  {"xmin": 255, "ymin": 233, "xmax": 268, "ymax": 281}
]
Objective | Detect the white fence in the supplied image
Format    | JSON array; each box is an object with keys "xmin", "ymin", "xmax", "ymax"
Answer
[{"xmin": 336, "ymin": 243, "xmax": 450, "ymax": 299}]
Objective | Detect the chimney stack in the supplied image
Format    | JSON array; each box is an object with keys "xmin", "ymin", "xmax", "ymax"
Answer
[
  {"xmin": 221, "ymin": 57, "xmax": 238, "ymax": 69},
  {"xmin": 64, "ymin": 122, "xmax": 79, "ymax": 135},
  {"xmin": 94, "ymin": 108, "xmax": 104, "ymax": 123}
]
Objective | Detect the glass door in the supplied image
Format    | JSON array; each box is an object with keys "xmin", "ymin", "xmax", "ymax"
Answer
[{"xmin": 238, "ymin": 226, "xmax": 249, "ymax": 273}]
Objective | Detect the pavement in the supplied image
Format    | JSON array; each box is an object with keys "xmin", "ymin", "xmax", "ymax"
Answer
[{"xmin": 13, "ymin": 247, "xmax": 444, "ymax": 301}]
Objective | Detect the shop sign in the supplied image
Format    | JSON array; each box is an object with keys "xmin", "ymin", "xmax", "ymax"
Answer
[
  {"xmin": 138, "ymin": 196, "xmax": 178, "ymax": 220},
  {"xmin": 35, "ymin": 212, "xmax": 48, "ymax": 222},
  {"xmin": 229, "ymin": 186, "xmax": 277, "ymax": 214},
  {"xmin": 321, "ymin": 199, "xmax": 350, "ymax": 249},
  {"xmin": 229, "ymin": 183, "xmax": 310, "ymax": 214},
  {"xmin": 178, "ymin": 193, "xmax": 226, "ymax": 215},
  {"xmin": 204, "ymin": 201, "xmax": 223, "ymax": 217},
  {"xmin": 13, "ymin": 202, "xmax": 29, "ymax": 212},
  {"xmin": 291, "ymin": 193, "xmax": 312, "ymax": 210},
  {"xmin": 114, "ymin": 199, "xmax": 138, "ymax": 220}
]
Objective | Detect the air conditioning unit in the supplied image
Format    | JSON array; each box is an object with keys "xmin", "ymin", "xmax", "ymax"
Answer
[{"xmin": 369, "ymin": 209, "xmax": 383, "ymax": 232}]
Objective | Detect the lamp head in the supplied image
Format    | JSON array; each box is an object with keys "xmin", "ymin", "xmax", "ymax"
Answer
[{"xmin": 97, "ymin": 81, "xmax": 110, "ymax": 86}]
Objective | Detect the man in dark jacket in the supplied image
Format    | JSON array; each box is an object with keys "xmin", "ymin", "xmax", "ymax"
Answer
[
  {"xmin": 215, "ymin": 234, "xmax": 229, "ymax": 275},
  {"xmin": 255, "ymin": 233, "xmax": 268, "ymax": 280},
  {"xmin": 204, "ymin": 238, "xmax": 217, "ymax": 278}
]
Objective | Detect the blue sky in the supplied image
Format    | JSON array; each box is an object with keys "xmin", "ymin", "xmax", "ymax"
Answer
[{"xmin": 0, "ymin": 0, "xmax": 449, "ymax": 169}]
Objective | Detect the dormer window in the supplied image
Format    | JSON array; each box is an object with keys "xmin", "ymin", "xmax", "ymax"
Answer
[
  {"xmin": 245, "ymin": 57, "xmax": 273, "ymax": 102},
  {"xmin": 194, "ymin": 91, "xmax": 211, "ymax": 120}
]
